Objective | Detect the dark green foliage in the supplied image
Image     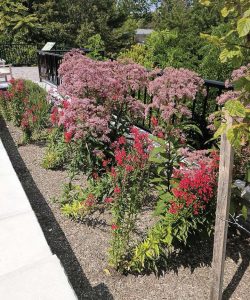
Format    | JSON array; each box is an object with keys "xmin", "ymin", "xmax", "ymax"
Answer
[{"xmin": 0, "ymin": 0, "xmax": 143, "ymax": 53}]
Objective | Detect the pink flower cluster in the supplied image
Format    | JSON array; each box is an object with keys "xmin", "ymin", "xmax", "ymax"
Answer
[
  {"xmin": 178, "ymin": 148, "xmax": 215, "ymax": 166},
  {"xmin": 225, "ymin": 63, "xmax": 250, "ymax": 87},
  {"xmin": 148, "ymin": 67, "xmax": 204, "ymax": 122},
  {"xmin": 49, "ymin": 50, "xmax": 149, "ymax": 144},
  {"xmin": 58, "ymin": 49, "xmax": 148, "ymax": 118},
  {"xmin": 216, "ymin": 64, "xmax": 250, "ymax": 109},
  {"xmin": 216, "ymin": 90, "xmax": 240, "ymax": 105},
  {"xmin": 53, "ymin": 97, "xmax": 110, "ymax": 143}
]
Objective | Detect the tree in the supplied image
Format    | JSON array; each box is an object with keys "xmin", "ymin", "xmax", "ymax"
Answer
[
  {"xmin": 0, "ymin": 0, "xmax": 39, "ymax": 42},
  {"xmin": 201, "ymin": 0, "xmax": 250, "ymax": 149},
  {"xmin": 33, "ymin": 0, "xmax": 73, "ymax": 46},
  {"xmin": 149, "ymin": 0, "xmax": 225, "ymax": 74},
  {"xmin": 116, "ymin": 0, "xmax": 152, "ymax": 18},
  {"xmin": 200, "ymin": 0, "xmax": 250, "ymax": 66}
]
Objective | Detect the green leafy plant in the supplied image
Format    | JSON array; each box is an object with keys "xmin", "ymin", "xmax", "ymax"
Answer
[
  {"xmin": 128, "ymin": 151, "xmax": 219, "ymax": 273},
  {"xmin": 0, "ymin": 79, "xmax": 49, "ymax": 143},
  {"xmin": 0, "ymin": 90, "xmax": 12, "ymax": 121},
  {"xmin": 200, "ymin": 0, "xmax": 250, "ymax": 66},
  {"xmin": 61, "ymin": 173, "xmax": 113, "ymax": 219},
  {"xmin": 213, "ymin": 65, "xmax": 250, "ymax": 148},
  {"xmin": 42, "ymin": 127, "xmax": 69, "ymax": 169},
  {"xmin": 118, "ymin": 29, "xmax": 180, "ymax": 69},
  {"xmin": 85, "ymin": 34, "xmax": 105, "ymax": 60},
  {"xmin": 106, "ymin": 129, "xmax": 153, "ymax": 270}
]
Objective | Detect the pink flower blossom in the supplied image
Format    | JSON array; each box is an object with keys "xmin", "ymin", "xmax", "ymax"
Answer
[
  {"xmin": 147, "ymin": 67, "xmax": 204, "ymax": 122},
  {"xmin": 216, "ymin": 91, "xmax": 240, "ymax": 105}
]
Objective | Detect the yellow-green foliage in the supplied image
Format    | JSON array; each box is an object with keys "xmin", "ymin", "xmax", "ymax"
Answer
[
  {"xmin": 42, "ymin": 149, "xmax": 65, "ymax": 169},
  {"xmin": 42, "ymin": 128, "xmax": 68, "ymax": 170},
  {"xmin": 119, "ymin": 44, "xmax": 153, "ymax": 69},
  {"xmin": 62, "ymin": 201, "xmax": 85, "ymax": 219}
]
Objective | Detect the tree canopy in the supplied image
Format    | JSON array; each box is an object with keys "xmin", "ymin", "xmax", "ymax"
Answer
[{"xmin": 0, "ymin": 0, "xmax": 249, "ymax": 80}]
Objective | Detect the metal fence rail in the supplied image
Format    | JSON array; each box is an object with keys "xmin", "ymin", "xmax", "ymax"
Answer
[
  {"xmin": 37, "ymin": 49, "xmax": 105, "ymax": 86},
  {"xmin": 37, "ymin": 50, "xmax": 65, "ymax": 86},
  {"xmin": 0, "ymin": 44, "xmax": 39, "ymax": 66},
  {"xmin": 134, "ymin": 80, "xmax": 232, "ymax": 147}
]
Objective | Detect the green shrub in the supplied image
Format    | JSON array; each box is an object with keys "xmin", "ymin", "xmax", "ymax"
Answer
[
  {"xmin": 42, "ymin": 127, "xmax": 69, "ymax": 169},
  {"xmin": 0, "ymin": 79, "xmax": 49, "ymax": 142}
]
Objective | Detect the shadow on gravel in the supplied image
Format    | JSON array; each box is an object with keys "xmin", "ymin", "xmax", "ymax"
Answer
[
  {"xmin": 222, "ymin": 234, "xmax": 250, "ymax": 300},
  {"xmin": 0, "ymin": 117, "xmax": 114, "ymax": 300},
  {"xmin": 158, "ymin": 228, "xmax": 250, "ymax": 300}
]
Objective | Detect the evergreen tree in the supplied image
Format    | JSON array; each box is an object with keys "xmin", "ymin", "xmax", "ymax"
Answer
[{"xmin": 0, "ymin": 0, "xmax": 39, "ymax": 42}]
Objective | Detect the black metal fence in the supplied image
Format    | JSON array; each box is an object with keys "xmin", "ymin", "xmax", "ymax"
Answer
[
  {"xmin": 37, "ymin": 50, "xmax": 66, "ymax": 86},
  {"xmin": 0, "ymin": 44, "xmax": 39, "ymax": 66},
  {"xmin": 134, "ymin": 80, "xmax": 232, "ymax": 147},
  {"xmin": 37, "ymin": 48, "xmax": 105, "ymax": 86}
]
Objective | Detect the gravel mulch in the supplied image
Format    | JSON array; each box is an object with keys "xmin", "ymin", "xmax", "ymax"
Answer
[{"xmin": 0, "ymin": 117, "xmax": 250, "ymax": 300}]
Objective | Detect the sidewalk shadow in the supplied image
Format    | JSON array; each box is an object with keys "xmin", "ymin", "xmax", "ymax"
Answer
[{"xmin": 0, "ymin": 118, "xmax": 113, "ymax": 300}]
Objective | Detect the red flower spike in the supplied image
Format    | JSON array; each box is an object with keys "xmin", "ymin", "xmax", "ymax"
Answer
[
  {"xmin": 104, "ymin": 197, "xmax": 113, "ymax": 203},
  {"xmin": 64, "ymin": 131, "xmax": 72, "ymax": 143},
  {"xmin": 62, "ymin": 100, "xmax": 70, "ymax": 109},
  {"xmin": 110, "ymin": 167, "xmax": 117, "ymax": 178},
  {"xmin": 114, "ymin": 186, "xmax": 121, "ymax": 194},
  {"xmin": 114, "ymin": 148, "xmax": 126, "ymax": 166},
  {"xmin": 102, "ymin": 159, "xmax": 110, "ymax": 167},
  {"xmin": 111, "ymin": 224, "xmax": 119, "ymax": 230},
  {"xmin": 125, "ymin": 165, "xmax": 134, "ymax": 172},
  {"xmin": 117, "ymin": 136, "xmax": 126, "ymax": 145},
  {"xmin": 157, "ymin": 131, "xmax": 164, "ymax": 138},
  {"xmin": 170, "ymin": 153, "xmax": 218, "ymax": 216},
  {"xmin": 151, "ymin": 116, "xmax": 158, "ymax": 127},
  {"xmin": 50, "ymin": 107, "xmax": 59, "ymax": 124},
  {"xmin": 85, "ymin": 194, "xmax": 95, "ymax": 207},
  {"xmin": 92, "ymin": 172, "xmax": 99, "ymax": 180}
]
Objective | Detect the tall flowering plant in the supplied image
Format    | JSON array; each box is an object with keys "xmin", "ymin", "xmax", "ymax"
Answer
[
  {"xmin": 105, "ymin": 127, "xmax": 153, "ymax": 270},
  {"xmin": 0, "ymin": 79, "xmax": 26, "ymax": 126},
  {"xmin": 129, "ymin": 150, "xmax": 219, "ymax": 273},
  {"xmin": 147, "ymin": 67, "xmax": 205, "ymax": 158},
  {"xmin": 148, "ymin": 67, "xmax": 204, "ymax": 123},
  {"xmin": 0, "ymin": 89, "xmax": 12, "ymax": 121},
  {"xmin": 145, "ymin": 68, "xmax": 206, "ymax": 206},
  {"xmin": 45, "ymin": 50, "xmax": 149, "ymax": 173},
  {"xmin": 46, "ymin": 95, "xmax": 112, "ymax": 176},
  {"xmin": 58, "ymin": 50, "xmax": 147, "ymax": 132},
  {"xmin": 0, "ymin": 79, "xmax": 49, "ymax": 142}
]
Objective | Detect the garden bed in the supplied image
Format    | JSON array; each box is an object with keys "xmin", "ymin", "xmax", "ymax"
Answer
[{"xmin": 1, "ymin": 118, "xmax": 250, "ymax": 299}]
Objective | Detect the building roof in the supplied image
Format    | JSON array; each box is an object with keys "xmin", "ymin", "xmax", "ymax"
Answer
[{"xmin": 135, "ymin": 29, "xmax": 154, "ymax": 35}]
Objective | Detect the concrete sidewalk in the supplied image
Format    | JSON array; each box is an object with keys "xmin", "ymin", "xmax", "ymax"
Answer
[
  {"xmin": 0, "ymin": 139, "xmax": 77, "ymax": 299},
  {"xmin": 12, "ymin": 66, "xmax": 40, "ymax": 82}
]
